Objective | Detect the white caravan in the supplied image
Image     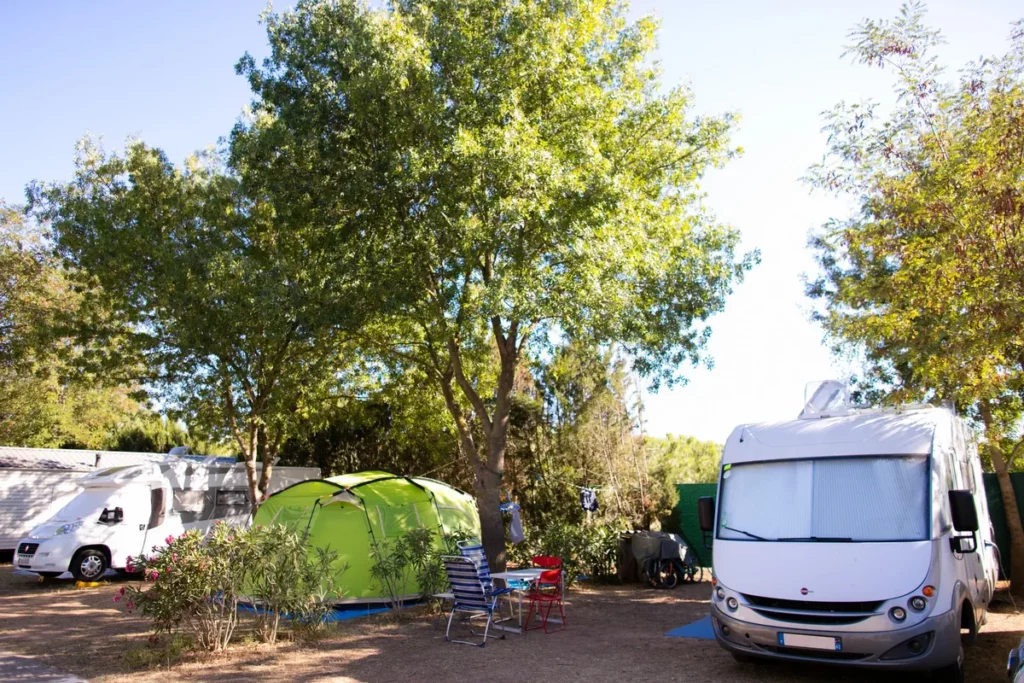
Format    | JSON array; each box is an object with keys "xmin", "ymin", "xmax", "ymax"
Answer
[
  {"xmin": 698, "ymin": 383, "xmax": 997, "ymax": 683},
  {"xmin": 15, "ymin": 459, "xmax": 319, "ymax": 581}
]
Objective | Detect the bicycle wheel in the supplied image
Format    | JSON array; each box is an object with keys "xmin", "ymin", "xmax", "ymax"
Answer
[
  {"xmin": 643, "ymin": 558, "xmax": 663, "ymax": 588},
  {"xmin": 657, "ymin": 559, "xmax": 679, "ymax": 589}
]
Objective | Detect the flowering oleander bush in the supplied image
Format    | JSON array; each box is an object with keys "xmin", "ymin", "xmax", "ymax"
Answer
[
  {"xmin": 118, "ymin": 522, "xmax": 345, "ymax": 651},
  {"xmin": 120, "ymin": 523, "xmax": 254, "ymax": 651}
]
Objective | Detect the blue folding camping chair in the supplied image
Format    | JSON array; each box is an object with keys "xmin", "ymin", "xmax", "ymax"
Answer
[{"xmin": 442, "ymin": 555, "xmax": 507, "ymax": 647}]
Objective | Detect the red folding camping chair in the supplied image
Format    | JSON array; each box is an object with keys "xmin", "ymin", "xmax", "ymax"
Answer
[{"xmin": 525, "ymin": 556, "xmax": 566, "ymax": 633}]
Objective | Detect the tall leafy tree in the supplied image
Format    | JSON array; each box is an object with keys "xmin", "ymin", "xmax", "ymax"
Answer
[
  {"xmin": 29, "ymin": 140, "xmax": 366, "ymax": 504},
  {"xmin": 0, "ymin": 204, "xmax": 142, "ymax": 448},
  {"xmin": 806, "ymin": 4, "xmax": 1024, "ymax": 592},
  {"xmin": 235, "ymin": 0, "xmax": 754, "ymax": 566}
]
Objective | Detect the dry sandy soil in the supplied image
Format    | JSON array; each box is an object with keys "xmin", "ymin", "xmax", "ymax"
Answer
[{"xmin": 0, "ymin": 566, "xmax": 1022, "ymax": 683}]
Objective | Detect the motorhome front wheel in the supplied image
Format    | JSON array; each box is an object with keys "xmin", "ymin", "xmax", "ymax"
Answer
[{"xmin": 71, "ymin": 549, "xmax": 107, "ymax": 582}]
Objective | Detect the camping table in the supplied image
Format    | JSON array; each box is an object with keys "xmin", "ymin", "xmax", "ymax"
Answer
[{"xmin": 490, "ymin": 568, "xmax": 564, "ymax": 634}]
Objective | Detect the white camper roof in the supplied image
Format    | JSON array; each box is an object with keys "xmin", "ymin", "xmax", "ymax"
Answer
[{"xmin": 723, "ymin": 407, "xmax": 950, "ymax": 464}]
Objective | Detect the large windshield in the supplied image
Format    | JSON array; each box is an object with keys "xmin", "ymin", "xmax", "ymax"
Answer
[
  {"xmin": 717, "ymin": 455, "xmax": 929, "ymax": 542},
  {"xmin": 51, "ymin": 490, "xmax": 122, "ymax": 522}
]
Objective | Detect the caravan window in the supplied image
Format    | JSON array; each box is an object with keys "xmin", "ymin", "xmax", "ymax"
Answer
[
  {"xmin": 717, "ymin": 455, "xmax": 930, "ymax": 542},
  {"xmin": 215, "ymin": 490, "xmax": 249, "ymax": 507}
]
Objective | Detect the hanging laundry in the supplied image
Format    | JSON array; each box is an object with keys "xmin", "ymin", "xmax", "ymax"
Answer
[
  {"xmin": 500, "ymin": 501, "xmax": 525, "ymax": 544},
  {"xmin": 580, "ymin": 487, "xmax": 599, "ymax": 512}
]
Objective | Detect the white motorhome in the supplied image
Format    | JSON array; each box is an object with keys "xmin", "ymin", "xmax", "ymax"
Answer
[
  {"xmin": 697, "ymin": 383, "xmax": 997, "ymax": 683},
  {"xmin": 15, "ymin": 459, "xmax": 319, "ymax": 581}
]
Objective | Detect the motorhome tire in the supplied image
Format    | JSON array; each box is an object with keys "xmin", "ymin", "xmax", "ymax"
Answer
[
  {"xmin": 931, "ymin": 646, "xmax": 964, "ymax": 683},
  {"xmin": 71, "ymin": 549, "xmax": 107, "ymax": 582}
]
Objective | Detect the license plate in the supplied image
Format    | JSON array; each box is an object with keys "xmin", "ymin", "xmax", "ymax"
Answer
[{"xmin": 778, "ymin": 633, "xmax": 841, "ymax": 651}]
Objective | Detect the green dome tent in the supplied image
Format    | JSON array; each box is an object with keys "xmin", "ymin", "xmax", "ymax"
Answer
[{"xmin": 254, "ymin": 471, "xmax": 481, "ymax": 604}]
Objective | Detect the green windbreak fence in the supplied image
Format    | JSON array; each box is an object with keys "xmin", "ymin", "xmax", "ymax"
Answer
[
  {"xmin": 671, "ymin": 474, "xmax": 1024, "ymax": 574},
  {"xmin": 666, "ymin": 483, "xmax": 717, "ymax": 567}
]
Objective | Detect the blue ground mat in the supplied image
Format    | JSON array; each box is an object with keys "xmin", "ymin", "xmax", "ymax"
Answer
[
  {"xmin": 239, "ymin": 602, "xmax": 392, "ymax": 623},
  {"xmin": 666, "ymin": 614, "xmax": 715, "ymax": 640}
]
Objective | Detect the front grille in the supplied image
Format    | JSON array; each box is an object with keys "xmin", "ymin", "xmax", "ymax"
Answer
[
  {"xmin": 750, "ymin": 609, "xmax": 870, "ymax": 626},
  {"xmin": 743, "ymin": 594, "xmax": 882, "ymax": 626},
  {"xmin": 743, "ymin": 594, "xmax": 884, "ymax": 613},
  {"xmin": 18, "ymin": 543, "xmax": 38, "ymax": 555},
  {"xmin": 760, "ymin": 645, "xmax": 868, "ymax": 661}
]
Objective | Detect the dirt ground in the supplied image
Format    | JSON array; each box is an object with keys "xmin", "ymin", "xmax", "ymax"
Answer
[{"xmin": 1, "ymin": 566, "xmax": 1022, "ymax": 683}]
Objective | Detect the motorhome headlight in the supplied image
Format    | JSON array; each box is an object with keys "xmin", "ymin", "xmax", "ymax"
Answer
[
  {"xmin": 55, "ymin": 521, "xmax": 83, "ymax": 536},
  {"xmin": 889, "ymin": 606, "xmax": 907, "ymax": 622},
  {"xmin": 909, "ymin": 596, "xmax": 927, "ymax": 611},
  {"xmin": 726, "ymin": 597, "xmax": 739, "ymax": 611},
  {"xmin": 715, "ymin": 587, "xmax": 726, "ymax": 600}
]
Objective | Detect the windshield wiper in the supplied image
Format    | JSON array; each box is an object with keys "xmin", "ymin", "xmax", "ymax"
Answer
[
  {"xmin": 777, "ymin": 536, "xmax": 854, "ymax": 542},
  {"xmin": 721, "ymin": 524, "xmax": 768, "ymax": 541}
]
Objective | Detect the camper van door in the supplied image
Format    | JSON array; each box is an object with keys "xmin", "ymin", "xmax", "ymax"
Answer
[{"xmin": 97, "ymin": 484, "xmax": 152, "ymax": 567}]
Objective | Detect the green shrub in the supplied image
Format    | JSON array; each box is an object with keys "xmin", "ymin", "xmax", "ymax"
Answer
[
  {"xmin": 509, "ymin": 521, "xmax": 620, "ymax": 586},
  {"xmin": 247, "ymin": 524, "xmax": 344, "ymax": 644}
]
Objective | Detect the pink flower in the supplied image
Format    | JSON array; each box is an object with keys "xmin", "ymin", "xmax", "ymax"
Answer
[
  {"xmin": 118, "ymin": 587, "xmax": 126, "ymax": 596},
  {"xmin": 113, "ymin": 595, "xmax": 121, "ymax": 603},
  {"xmin": 147, "ymin": 570, "xmax": 159, "ymax": 581},
  {"xmin": 126, "ymin": 601, "xmax": 135, "ymax": 612},
  {"xmin": 171, "ymin": 553, "xmax": 179, "ymax": 562},
  {"xmin": 165, "ymin": 535, "xmax": 174, "ymax": 545}
]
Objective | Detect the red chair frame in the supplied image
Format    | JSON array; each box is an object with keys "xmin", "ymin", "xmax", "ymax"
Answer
[{"xmin": 524, "ymin": 558, "xmax": 566, "ymax": 633}]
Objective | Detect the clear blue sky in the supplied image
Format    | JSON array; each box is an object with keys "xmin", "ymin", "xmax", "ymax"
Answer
[{"xmin": 1, "ymin": 1, "xmax": 1021, "ymax": 442}]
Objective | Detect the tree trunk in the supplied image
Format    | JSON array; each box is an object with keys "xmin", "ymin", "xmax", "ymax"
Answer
[
  {"xmin": 242, "ymin": 426, "xmax": 260, "ymax": 515},
  {"xmin": 475, "ymin": 466, "xmax": 506, "ymax": 571},
  {"xmin": 256, "ymin": 423, "xmax": 273, "ymax": 501},
  {"xmin": 990, "ymin": 446, "xmax": 1024, "ymax": 596}
]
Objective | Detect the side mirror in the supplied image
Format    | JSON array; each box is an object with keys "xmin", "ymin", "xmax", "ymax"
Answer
[
  {"xmin": 697, "ymin": 497, "xmax": 716, "ymax": 532},
  {"xmin": 99, "ymin": 507, "xmax": 124, "ymax": 525},
  {"xmin": 949, "ymin": 490, "xmax": 979, "ymax": 532}
]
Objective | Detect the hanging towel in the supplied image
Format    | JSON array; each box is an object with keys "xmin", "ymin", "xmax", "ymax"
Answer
[
  {"xmin": 580, "ymin": 488, "xmax": 599, "ymax": 512},
  {"xmin": 509, "ymin": 505, "xmax": 524, "ymax": 544},
  {"xmin": 501, "ymin": 501, "xmax": 525, "ymax": 544}
]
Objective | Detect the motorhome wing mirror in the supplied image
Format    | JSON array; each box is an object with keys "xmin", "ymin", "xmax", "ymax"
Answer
[
  {"xmin": 99, "ymin": 507, "xmax": 124, "ymax": 525},
  {"xmin": 948, "ymin": 490, "xmax": 979, "ymax": 532},
  {"xmin": 697, "ymin": 497, "xmax": 716, "ymax": 533}
]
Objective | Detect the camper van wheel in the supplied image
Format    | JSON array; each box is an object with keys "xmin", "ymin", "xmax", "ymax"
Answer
[
  {"xmin": 71, "ymin": 549, "xmax": 108, "ymax": 582},
  {"xmin": 931, "ymin": 645, "xmax": 964, "ymax": 683}
]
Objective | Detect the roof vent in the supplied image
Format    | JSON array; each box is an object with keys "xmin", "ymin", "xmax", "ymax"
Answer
[{"xmin": 799, "ymin": 380, "xmax": 852, "ymax": 419}]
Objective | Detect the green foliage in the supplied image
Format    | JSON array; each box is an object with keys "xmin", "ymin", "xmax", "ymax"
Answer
[
  {"xmin": 508, "ymin": 521, "xmax": 620, "ymax": 587},
  {"xmin": 247, "ymin": 523, "xmax": 343, "ymax": 644},
  {"xmin": 368, "ymin": 527, "xmax": 437, "ymax": 618},
  {"xmin": 806, "ymin": 3, "xmax": 1024, "ymax": 443},
  {"xmin": 235, "ymin": 0, "xmax": 754, "ymax": 564},
  {"xmin": 28, "ymin": 139, "xmax": 372, "ymax": 500},
  {"xmin": 278, "ymin": 366, "xmax": 465, "ymax": 487},
  {"xmin": 0, "ymin": 204, "xmax": 185, "ymax": 449}
]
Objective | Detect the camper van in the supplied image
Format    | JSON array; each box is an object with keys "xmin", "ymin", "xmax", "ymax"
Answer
[
  {"xmin": 15, "ymin": 459, "xmax": 318, "ymax": 581},
  {"xmin": 697, "ymin": 382, "xmax": 997, "ymax": 682}
]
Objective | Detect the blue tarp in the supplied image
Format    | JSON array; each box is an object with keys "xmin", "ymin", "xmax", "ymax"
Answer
[
  {"xmin": 238, "ymin": 602, "xmax": 391, "ymax": 623},
  {"xmin": 665, "ymin": 614, "xmax": 715, "ymax": 640}
]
